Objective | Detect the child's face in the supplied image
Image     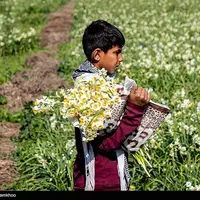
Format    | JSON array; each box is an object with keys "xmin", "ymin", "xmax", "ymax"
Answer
[{"xmin": 98, "ymin": 45, "xmax": 123, "ymax": 74}]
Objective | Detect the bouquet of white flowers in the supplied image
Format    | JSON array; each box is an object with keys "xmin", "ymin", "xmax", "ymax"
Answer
[{"xmin": 33, "ymin": 69, "xmax": 124, "ymax": 142}]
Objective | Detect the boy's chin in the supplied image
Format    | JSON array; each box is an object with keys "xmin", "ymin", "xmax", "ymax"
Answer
[
  {"xmin": 108, "ymin": 69, "xmax": 117, "ymax": 74},
  {"xmin": 108, "ymin": 71, "xmax": 116, "ymax": 74}
]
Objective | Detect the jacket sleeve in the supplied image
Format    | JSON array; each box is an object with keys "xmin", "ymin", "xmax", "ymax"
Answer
[{"xmin": 91, "ymin": 101, "xmax": 145, "ymax": 153}]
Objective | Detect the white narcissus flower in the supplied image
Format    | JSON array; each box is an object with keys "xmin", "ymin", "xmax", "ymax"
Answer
[
  {"xmin": 91, "ymin": 102, "xmax": 101, "ymax": 111},
  {"xmin": 103, "ymin": 110, "xmax": 112, "ymax": 118},
  {"xmin": 32, "ymin": 67, "xmax": 122, "ymax": 142},
  {"xmin": 197, "ymin": 102, "xmax": 200, "ymax": 112},
  {"xmin": 185, "ymin": 181, "xmax": 192, "ymax": 188}
]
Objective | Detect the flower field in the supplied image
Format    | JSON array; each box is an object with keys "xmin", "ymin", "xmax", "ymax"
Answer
[
  {"xmin": 1, "ymin": 0, "xmax": 199, "ymax": 191},
  {"xmin": 0, "ymin": 0, "xmax": 68, "ymax": 84}
]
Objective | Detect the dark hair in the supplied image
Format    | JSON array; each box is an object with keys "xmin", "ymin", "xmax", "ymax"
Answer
[{"xmin": 82, "ymin": 20, "xmax": 125, "ymax": 60}]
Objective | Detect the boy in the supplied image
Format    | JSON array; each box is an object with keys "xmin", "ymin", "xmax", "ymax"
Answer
[{"xmin": 72, "ymin": 20, "xmax": 150, "ymax": 191}]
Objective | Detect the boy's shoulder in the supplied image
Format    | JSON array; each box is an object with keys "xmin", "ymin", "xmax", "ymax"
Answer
[{"xmin": 72, "ymin": 60, "xmax": 98, "ymax": 81}]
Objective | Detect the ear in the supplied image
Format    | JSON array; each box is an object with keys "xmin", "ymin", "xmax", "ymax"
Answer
[{"xmin": 91, "ymin": 48, "xmax": 103, "ymax": 62}]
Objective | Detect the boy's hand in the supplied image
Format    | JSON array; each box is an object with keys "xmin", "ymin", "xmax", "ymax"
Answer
[{"xmin": 128, "ymin": 87, "xmax": 151, "ymax": 107}]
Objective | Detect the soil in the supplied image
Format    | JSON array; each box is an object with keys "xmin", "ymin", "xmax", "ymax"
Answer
[{"xmin": 0, "ymin": 0, "xmax": 75, "ymax": 190}]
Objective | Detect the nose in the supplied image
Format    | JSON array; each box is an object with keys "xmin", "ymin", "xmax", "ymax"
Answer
[{"xmin": 119, "ymin": 53, "xmax": 123, "ymax": 63}]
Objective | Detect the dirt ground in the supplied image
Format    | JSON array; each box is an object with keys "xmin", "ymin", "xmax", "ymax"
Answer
[{"xmin": 0, "ymin": 1, "xmax": 75, "ymax": 190}]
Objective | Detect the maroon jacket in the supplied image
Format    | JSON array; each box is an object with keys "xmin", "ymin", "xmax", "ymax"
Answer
[{"xmin": 73, "ymin": 101, "xmax": 145, "ymax": 191}]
